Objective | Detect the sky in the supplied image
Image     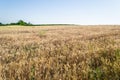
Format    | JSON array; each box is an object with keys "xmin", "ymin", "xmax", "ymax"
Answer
[{"xmin": 0, "ymin": 0, "xmax": 120, "ymax": 25}]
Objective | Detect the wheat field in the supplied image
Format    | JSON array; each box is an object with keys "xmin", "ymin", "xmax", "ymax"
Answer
[{"xmin": 0, "ymin": 25, "xmax": 120, "ymax": 80}]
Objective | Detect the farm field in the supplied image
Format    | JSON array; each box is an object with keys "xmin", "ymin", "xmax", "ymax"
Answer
[{"xmin": 0, "ymin": 25, "xmax": 120, "ymax": 80}]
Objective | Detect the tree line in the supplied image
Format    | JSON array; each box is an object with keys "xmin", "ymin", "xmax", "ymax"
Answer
[
  {"xmin": 0, "ymin": 20, "xmax": 33, "ymax": 26},
  {"xmin": 0, "ymin": 20, "xmax": 75, "ymax": 26}
]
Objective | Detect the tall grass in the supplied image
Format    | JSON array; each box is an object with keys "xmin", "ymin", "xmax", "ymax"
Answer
[{"xmin": 0, "ymin": 26, "xmax": 120, "ymax": 80}]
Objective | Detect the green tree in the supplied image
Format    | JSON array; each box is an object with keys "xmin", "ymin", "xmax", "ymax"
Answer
[
  {"xmin": 10, "ymin": 23, "xmax": 17, "ymax": 25},
  {"xmin": 0, "ymin": 22, "xmax": 3, "ymax": 26},
  {"xmin": 17, "ymin": 20, "xmax": 27, "ymax": 25}
]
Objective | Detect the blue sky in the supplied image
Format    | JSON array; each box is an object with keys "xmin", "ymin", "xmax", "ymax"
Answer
[{"xmin": 0, "ymin": 0, "xmax": 120, "ymax": 24}]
